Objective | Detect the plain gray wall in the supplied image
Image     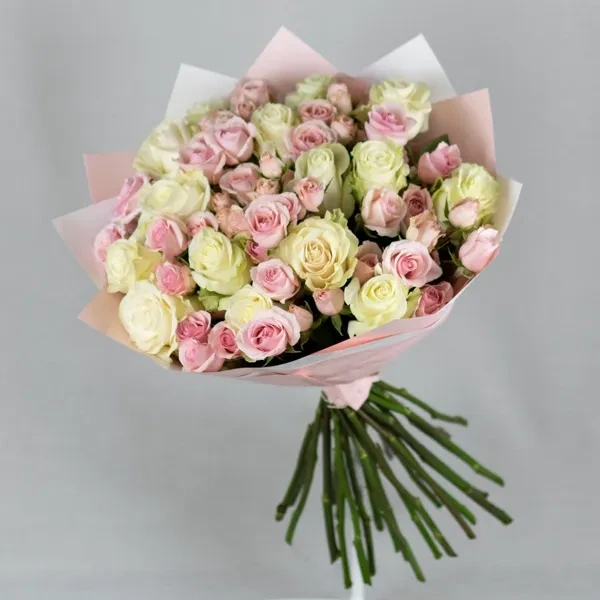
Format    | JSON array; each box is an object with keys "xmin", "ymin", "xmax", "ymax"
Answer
[{"xmin": 1, "ymin": 0, "xmax": 599, "ymax": 598}]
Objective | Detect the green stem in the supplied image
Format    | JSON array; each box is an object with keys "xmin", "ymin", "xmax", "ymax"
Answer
[
  {"xmin": 322, "ymin": 405, "xmax": 339, "ymax": 563},
  {"xmin": 333, "ymin": 414, "xmax": 352, "ymax": 588},
  {"xmin": 376, "ymin": 382, "xmax": 468, "ymax": 426}
]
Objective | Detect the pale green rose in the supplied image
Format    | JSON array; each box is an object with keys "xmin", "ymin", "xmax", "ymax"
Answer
[
  {"xmin": 138, "ymin": 169, "xmax": 211, "ymax": 218},
  {"xmin": 277, "ymin": 213, "xmax": 358, "ymax": 291},
  {"xmin": 119, "ymin": 280, "xmax": 191, "ymax": 360},
  {"xmin": 127, "ymin": 212, "xmax": 154, "ymax": 244},
  {"xmin": 351, "ymin": 140, "xmax": 410, "ymax": 199},
  {"xmin": 197, "ymin": 288, "xmax": 225, "ymax": 312},
  {"xmin": 344, "ymin": 275, "xmax": 409, "ymax": 337},
  {"xmin": 221, "ymin": 285, "xmax": 273, "ymax": 331},
  {"xmin": 105, "ymin": 239, "xmax": 161, "ymax": 294},
  {"xmin": 369, "ymin": 78, "xmax": 432, "ymax": 134},
  {"xmin": 295, "ymin": 143, "xmax": 354, "ymax": 217},
  {"xmin": 285, "ymin": 74, "xmax": 332, "ymax": 108},
  {"xmin": 133, "ymin": 119, "xmax": 192, "ymax": 177},
  {"xmin": 432, "ymin": 163, "xmax": 499, "ymax": 226},
  {"xmin": 251, "ymin": 102, "xmax": 296, "ymax": 159},
  {"xmin": 188, "ymin": 228, "xmax": 251, "ymax": 296},
  {"xmin": 405, "ymin": 288, "xmax": 422, "ymax": 318},
  {"xmin": 185, "ymin": 98, "xmax": 228, "ymax": 133}
]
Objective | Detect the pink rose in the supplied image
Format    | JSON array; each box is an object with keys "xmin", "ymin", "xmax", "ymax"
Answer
[
  {"xmin": 259, "ymin": 152, "xmax": 284, "ymax": 179},
  {"xmin": 155, "ymin": 261, "xmax": 195, "ymax": 296},
  {"xmin": 246, "ymin": 240, "xmax": 270, "ymax": 264},
  {"xmin": 114, "ymin": 173, "xmax": 148, "ymax": 219},
  {"xmin": 330, "ymin": 114, "xmax": 357, "ymax": 145},
  {"xmin": 216, "ymin": 205, "xmax": 249, "ymax": 238},
  {"xmin": 176, "ymin": 311, "xmax": 212, "ymax": 343},
  {"xmin": 208, "ymin": 321, "xmax": 241, "ymax": 359},
  {"xmin": 245, "ymin": 196, "xmax": 291, "ymax": 249},
  {"xmin": 382, "ymin": 240, "xmax": 443, "ymax": 288},
  {"xmin": 180, "ymin": 133, "xmax": 227, "ymax": 184},
  {"xmin": 449, "ymin": 198, "xmax": 479, "ymax": 229},
  {"xmin": 294, "ymin": 177, "xmax": 325, "ymax": 212},
  {"xmin": 251, "ymin": 258, "xmax": 300, "ymax": 302},
  {"xmin": 93, "ymin": 223, "xmax": 123, "ymax": 263},
  {"xmin": 415, "ymin": 282, "xmax": 454, "ymax": 317},
  {"xmin": 298, "ymin": 99, "xmax": 336, "ymax": 124},
  {"xmin": 179, "ymin": 339, "xmax": 224, "ymax": 373},
  {"xmin": 200, "ymin": 109, "xmax": 236, "ymax": 131},
  {"xmin": 326, "ymin": 82, "xmax": 353, "ymax": 115},
  {"xmin": 230, "ymin": 79, "xmax": 270, "ymax": 120},
  {"xmin": 204, "ymin": 116, "xmax": 256, "ymax": 166},
  {"xmin": 361, "ymin": 188, "xmax": 407, "ymax": 237},
  {"xmin": 210, "ymin": 192, "xmax": 235, "ymax": 212},
  {"xmin": 289, "ymin": 305, "xmax": 313, "ymax": 332},
  {"xmin": 285, "ymin": 120, "xmax": 337, "ymax": 159},
  {"xmin": 145, "ymin": 216, "xmax": 188, "ymax": 259},
  {"xmin": 405, "ymin": 211, "xmax": 443, "ymax": 251},
  {"xmin": 402, "ymin": 185, "xmax": 433, "ymax": 230},
  {"xmin": 186, "ymin": 211, "xmax": 219, "ymax": 236},
  {"xmin": 417, "ymin": 142, "xmax": 462, "ymax": 185},
  {"xmin": 459, "ymin": 227, "xmax": 500, "ymax": 273},
  {"xmin": 313, "ymin": 289, "xmax": 344, "ymax": 316},
  {"xmin": 365, "ymin": 103, "xmax": 417, "ymax": 146},
  {"xmin": 236, "ymin": 307, "xmax": 300, "ymax": 361},
  {"xmin": 219, "ymin": 163, "xmax": 261, "ymax": 206},
  {"xmin": 255, "ymin": 177, "xmax": 280, "ymax": 196},
  {"xmin": 269, "ymin": 192, "xmax": 306, "ymax": 224},
  {"xmin": 353, "ymin": 241, "xmax": 382, "ymax": 284}
]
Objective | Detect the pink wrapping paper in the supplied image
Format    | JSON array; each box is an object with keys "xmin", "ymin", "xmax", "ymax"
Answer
[{"xmin": 54, "ymin": 29, "xmax": 521, "ymax": 406}]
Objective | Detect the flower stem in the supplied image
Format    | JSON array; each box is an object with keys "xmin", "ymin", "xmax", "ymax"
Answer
[{"xmin": 321, "ymin": 404, "xmax": 339, "ymax": 563}]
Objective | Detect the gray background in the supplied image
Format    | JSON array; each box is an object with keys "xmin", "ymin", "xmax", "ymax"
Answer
[{"xmin": 1, "ymin": 0, "xmax": 599, "ymax": 598}]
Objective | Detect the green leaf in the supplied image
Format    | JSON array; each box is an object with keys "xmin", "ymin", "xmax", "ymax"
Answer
[
  {"xmin": 331, "ymin": 314, "xmax": 343, "ymax": 336},
  {"xmin": 418, "ymin": 134, "xmax": 450, "ymax": 159}
]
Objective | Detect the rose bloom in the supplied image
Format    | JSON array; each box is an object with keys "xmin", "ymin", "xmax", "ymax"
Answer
[
  {"xmin": 353, "ymin": 241, "xmax": 382, "ymax": 284},
  {"xmin": 255, "ymin": 177, "xmax": 280, "ymax": 196},
  {"xmin": 417, "ymin": 141, "xmax": 462, "ymax": 185},
  {"xmin": 208, "ymin": 321, "xmax": 241, "ymax": 359},
  {"xmin": 459, "ymin": 227, "xmax": 501, "ymax": 273},
  {"xmin": 176, "ymin": 310, "xmax": 212, "ymax": 343},
  {"xmin": 365, "ymin": 103, "xmax": 418, "ymax": 146},
  {"xmin": 415, "ymin": 282, "xmax": 454, "ymax": 317},
  {"xmin": 448, "ymin": 198, "xmax": 479, "ymax": 229},
  {"xmin": 245, "ymin": 196, "xmax": 292, "ymax": 249},
  {"xmin": 361, "ymin": 187, "xmax": 406, "ymax": 237},
  {"xmin": 246, "ymin": 239, "xmax": 270, "ymax": 264},
  {"xmin": 199, "ymin": 109, "xmax": 236, "ymax": 131},
  {"xmin": 186, "ymin": 211, "xmax": 219, "ymax": 236},
  {"xmin": 313, "ymin": 288, "xmax": 344, "ymax": 316},
  {"xmin": 259, "ymin": 152, "xmax": 283, "ymax": 178},
  {"xmin": 382, "ymin": 240, "xmax": 442, "ymax": 288},
  {"xmin": 179, "ymin": 339, "xmax": 224, "ymax": 373},
  {"xmin": 219, "ymin": 163, "xmax": 261, "ymax": 206},
  {"xmin": 285, "ymin": 120, "xmax": 337, "ymax": 159},
  {"xmin": 204, "ymin": 115, "xmax": 256, "ymax": 165},
  {"xmin": 251, "ymin": 258, "xmax": 300, "ymax": 302},
  {"xmin": 210, "ymin": 191, "xmax": 235, "ymax": 212},
  {"xmin": 236, "ymin": 307, "xmax": 301, "ymax": 361},
  {"xmin": 326, "ymin": 82, "xmax": 353, "ymax": 115},
  {"xmin": 180, "ymin": 132, "xmax": 227, "ymax": 184},
  {"xmin": 298, "ymin": 99, "xmax": 336, "ymax": 124},
  {"xmin": 269, "ymin": 192, "xmax": 306, "ymax": 224},
  {"xmin": 94, "ymin": 223, "xmax": 123, "ymax": 263},
  {"xmin": 145, "ymin": 216, "xmax": 189, "ymax": 259},
  {"xmin": 155, "ymin": 261, "xmax": 195, "ymax": 296},
  {"xmin": 114, "ymin": 173, "xmax": 148, "ymax": 219},
  {"xmin": 330, "ymin": 114, "xmax": 356, "ymax": 144},
  {"xmin": 405, "ymin": 210, "xmax": 443, "ymax": 251},
  {"xmin": 230, "ymin": 79, "xmax": 270, "ymax": 120},
  {"xmin": 402, "ymin": 184, "xmax": 433, "ymax": 229},
  {"xmin": 294, "ymin": 177, "xmax": 324, "ymax": 212},
  {"xmin": 216, "ymin": 204, "xmax": 249, "ymax": 238},
  {"xmin": 289, "ymin": 305, "xmax": 313, "ymax": 332}
]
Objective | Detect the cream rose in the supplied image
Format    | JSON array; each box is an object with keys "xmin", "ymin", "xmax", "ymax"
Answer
[
  {"xmin": 138, "ymin": 169, "xmax": 211, "ymax": 218},
  {"xmin": 369, "ymin": 78, "xmax": 432, "ymax": 134},
  {"xmin": 432, "ymin": 163, "xmax": 499, "ymax": 226},
  {"xmin": 277, "ymin": 212, "xmax": 358, "ymax": 291},
  {"xmin": 344, "ymin": 275, "xmax": 409, "ymax": 337},
  {"xmin": 105, "ymin": 239, "xmax": 161, "ymax": 294},
  {"xmin": 221, "ymin": 285, "xmax": 274, "ymax": 331},
  {"xmin": 251, "ymin": 102, "xmax": 296, "ymax": 159},
  {"xmin": 351, "ymin": 140, "xmax": 410, "ymax": 200},
  {"xmin": 188, "ymin": 228, "xmax": 251, "ymax": 295},
  {"xmin": 285, "ymin": 74, "xmax": 332, "ymax": 109},
  {"xmin": 119, "ymin": 280, "xmax": 190, "ymax": 360},
  {"xmin": 133, "ymin": 120, "xmax": 192, "ymax": 177}
]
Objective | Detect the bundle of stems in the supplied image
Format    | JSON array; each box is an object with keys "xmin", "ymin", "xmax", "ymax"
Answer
[{"xmin": 275, "ymin": 381, "xmax": 512, "ymax": 589}]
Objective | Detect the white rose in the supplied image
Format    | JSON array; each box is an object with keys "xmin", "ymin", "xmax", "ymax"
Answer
[
  {"xmin": 285, "ymin": 75, "xmax": 332, "ymax": 108},
  {"xmin": 188, "ymin": 228, "xmax": 251, "ymax": 295},
  {"xmin": 138, "ymin": 169, "xmax": 211, "ymax": 218},
  {"xmin": 369, "ymin": 78, "xmax": 432, "ymax": 134},
  {"xmin": 105, "ymin": 239, "xmax": 161, "ymax": 294},
  {"xmin": 133, "ymin": 120, "xmax": 192, "ymax": 177},
  {"xmin": 251, "ymin": 102, "xmax": 296, "ymax": 158},
  {"xmin": 119, "ymin": 280, "xmax": 191, "ymax": 360},
  {"xmin": 221, "ymin": 285, "xmax": 273, "ymax": 331},
  {"xmin": 344, "ymin": 275, "xmax": 409, "ymax": 336}
]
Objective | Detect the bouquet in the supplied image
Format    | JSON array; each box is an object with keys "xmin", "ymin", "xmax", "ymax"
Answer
[{"xmin": 54, "ymin": 28, "xmax": 522, "ymax": 591}]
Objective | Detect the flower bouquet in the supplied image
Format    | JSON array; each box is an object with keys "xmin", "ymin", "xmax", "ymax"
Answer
[{"xmin": 54, "ymin": 28, "xmax": 521, "ymax": 591}]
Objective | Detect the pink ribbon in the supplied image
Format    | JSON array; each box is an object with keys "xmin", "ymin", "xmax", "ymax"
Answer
[{"xmin": 323, "ymin": 375, "xmax": 379, "ymax": 410}]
